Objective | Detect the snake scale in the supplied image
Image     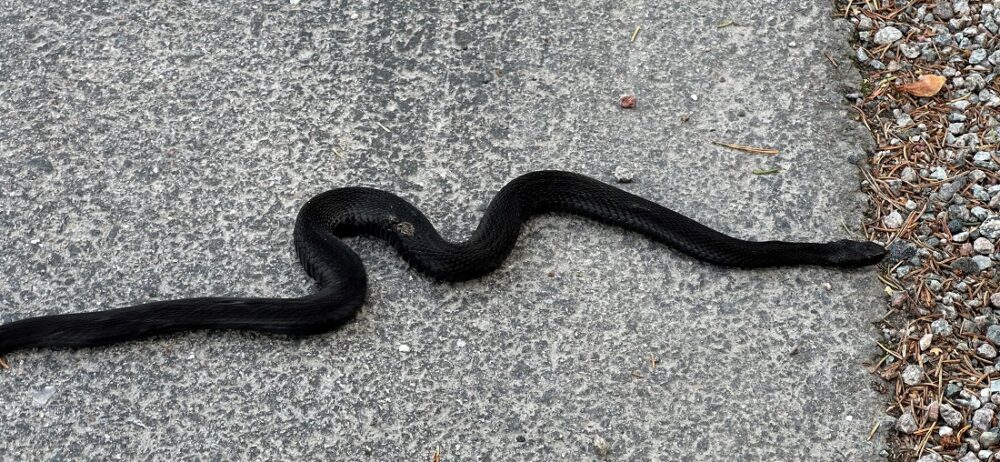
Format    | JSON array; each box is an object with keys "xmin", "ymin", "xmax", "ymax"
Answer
[{"xmin": 0, "ymin": 170, "xmax": 885, "ymax": 356}]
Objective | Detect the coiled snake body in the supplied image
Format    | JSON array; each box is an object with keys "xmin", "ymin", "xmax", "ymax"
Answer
[{"xmin": 0, "ymin": 171, "xmax": 885, "ymax": 356}]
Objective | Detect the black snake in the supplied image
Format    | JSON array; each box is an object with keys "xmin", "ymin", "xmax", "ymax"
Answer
[{"xmin": 0, "ymin": 170, "xmax": 885, "ymax": 356}]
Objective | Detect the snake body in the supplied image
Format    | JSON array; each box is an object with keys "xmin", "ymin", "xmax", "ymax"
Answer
[{"xmin": 0, "ymin": 171, "xmax": 885, "ymax": 355}]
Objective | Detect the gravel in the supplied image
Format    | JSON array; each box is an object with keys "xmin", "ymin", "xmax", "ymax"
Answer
[
  {"xmin": 874, "ymin": 26, "xmax": 903, "ymax": 45},
  {"xmin": 849, "ymin": 0, "xmax": 1000, "ymax": 457},
  {"xmin": 941, "ymin": 404, "xmax": 964, "ymax": 428},
  {"xmin": 896, "ymin": 412, "xmax": 919, "ymax": 434},
  {"xmin": 973, "ymin": 408, "xmax": 995, "ymax": 430},
  {"xmin": 902, "ymin": 364, "xmax": 924, "ymax": 386}
]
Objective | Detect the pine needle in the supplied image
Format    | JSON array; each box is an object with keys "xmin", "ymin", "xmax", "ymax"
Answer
[{"xmin": 712, "ymin": 141, "xmax": 780, "ymax": 155}]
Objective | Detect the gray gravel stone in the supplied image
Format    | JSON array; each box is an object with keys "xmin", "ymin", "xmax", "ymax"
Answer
[
  {"xmin": 874, "ymin": 26, "xmax": 904, "ymax": 45},
  {"xmin": 934, "ymin": 1, "xmax": 955, "ymax": 19},
  {"xmin": 902, "ymin": 364, "xmax": 924, "ymax": 385},
  {"xmin": 990, "ymin": 50, "xmax": 1000, "ymax": 66},
  {"xmin": 972, "ymin": 206, "xmax": 992, "ymax": 221},
  {"xmin": 899, "ymin": 42, "xmax": 921, "ymax": 59},
  {"xmin": 888, "ymin": 240, "xmax": 918, "ymax": 262},
  {"xmin": 975, "ymin": 237, "xmax": 995, "ymax": 254},
  {"xmin": 856, "ymin": 47, "xmax": 870, "ymax": 62},
  {"xmin": 959, "ymin": 452, "xmax": 978, "ymax": 462},
  {"xmin": 980, "ymin": 431, "xmax": 1000, "ymax": 447},
  {"xmin": 941, "ymin": 403, "xmax": 965, "ymax": 427},
  {"xmin": 970, "ymin": 48, "xmax": 989, "ymax": 64},
  {"xmin": 613, "ymin": 166, "xmax": 635, "ymax": 184},
  {"xmin": 980, "ymin": 343, "xmax": 998, "ymax": 359},
  {"xmin": 884, "ymin": 210, "xmax": 904, "ymax": 229},
  {"xmin": 981, "ymin": 218, "xmax": 1000, "ymax": 240},
  {"xmin": 896, "ymin": 411, "xmax": 918, "ymax": 433},
  {"xmin": 973, "ymin": 255, "xmax": 994, "ymax": 271},
  {"xmin": 989, "ymin": 325, "xmax": 1000, "ymax": 345},
  {"xmin": 933, "ymin": 318, "xmax": 955, "ymax": 336},
  {"xmin": 916, "ymin": 454, "xmax": 942, "ymax": 462}
]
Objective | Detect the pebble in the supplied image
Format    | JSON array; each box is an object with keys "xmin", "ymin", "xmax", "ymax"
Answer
[
  {"xmin": 959, "ymin": 452, "xmax": 978, "ymax": 462},
  {"xmin": 941, "ymin": 403, "xmax": 965, "ymax": 427},
  {"xmin": 398, "ymin": 344, "xmax": 411, "ymax": 353},
  {"xmin": 899, "ymin": 42, "xmax": 921, "ymax": 59},
  {"xmin": 960, "ymin": 395, "xmax": 983, "ymax": 410},
  {"xmin": 975, "ymin": 408, "xmax": 996, "ymax": 430},
  {"xmin": 981, "ymin": 218, "xmax": 1000, "ymax": 240},
  {"xmin": 856, "ymin": 47, "xmax": 870, "ymax": 62},
  {"xmin": 975, "ymin": 237, "xmax": 995, "ymax": 254},
  {"xmin": 972, "ymin": 206, "xmax": 991, "ymax": 221},
  {"xmin": 884, "ymin": 210, "xmax": 904, "ymax": 229},
  {"xmin": 981, "ymin": 431, "xmax": 1000, "ymax": 447},
  {"xmin": 934, "ymin": 1, "xmax": 954, "ymax": 19},
  {"xmin": 874, "ymin": 26, "xmax": 903, "ymax": 44},
  {"xmin": 991, "ymin": 294, "xmax": 1000, "ymax": 308},
  {"xmin": 919, "ymin": 333, "xmax": 933, "ymax": 351},
  {"xmin": 980, "ymin": 343, "xmax": 998, "ymax": 359},
  {"xmin": 593, "ymin": 435, "xmax": 611, "ymax": 458},
  {"xmin": 973, "ymin": 255, "xmax": 994, "ymax": 271},
  {"xmin": 896, "ymin": 411, "xmax": 918, "ymax": 433},
  {"xmin": 916, "ymin": 453, "xmax": 942, "ymax": 462},
  {"xmin": 928, "ymin": 401, "xmax": 941, "ymax": 421},
  {"xmin": 970, "ymin": 48, "xmax": 989, "ymax": 64},
  {"xmin": 953, "ymin": 231, "xmax": 970, "ymax": 242},
  {"xmin": 902, "ymin": 364, "xmax": 924, "ymax": 385},
  {"xmin": 989, "ymin": 325, "xmax": 1000, "ymax": 345},
  {"xmin": 887, "ymin": 241, "xmax": 917, "ymax": 262},
  {"xmin": 613, "ymin": 166, "xmax": 635, "ymax": 183},
  {"xmin": 949, "ymin": 219, "xmax": 965, "ymax": 234},
  {"xmin": 932, "ymin": 318, "xmax": 954, "ymax": 336}
]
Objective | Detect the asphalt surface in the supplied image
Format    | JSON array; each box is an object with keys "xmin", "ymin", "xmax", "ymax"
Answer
[{"xmin": 0, "ymin": 1, "xmax": 885, "ymax": 461}]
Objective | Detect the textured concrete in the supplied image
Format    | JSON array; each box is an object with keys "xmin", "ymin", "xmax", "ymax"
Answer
[{"xmin": 0, "ymin": 1, "xmax": 884, "ymax": 461}]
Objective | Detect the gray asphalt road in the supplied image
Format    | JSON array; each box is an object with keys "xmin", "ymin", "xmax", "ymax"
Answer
[{"xmin": 0, "ymin": 1, "xmax": 885, "ymax": 460}]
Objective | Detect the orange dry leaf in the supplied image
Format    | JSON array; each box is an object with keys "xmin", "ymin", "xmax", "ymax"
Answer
[{"xmin": 897, "ymin": 75, "xmax": 946, "ymax": 97}]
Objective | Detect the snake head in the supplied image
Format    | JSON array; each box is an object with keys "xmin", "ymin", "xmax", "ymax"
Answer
[{"xmin": 824, "ymin": 240, "xmax": 886, "ymax": 267}]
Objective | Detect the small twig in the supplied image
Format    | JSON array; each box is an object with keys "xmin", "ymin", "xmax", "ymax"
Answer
[
  {"xmin": 0, "ymin": 356, "xmax": 9, "ymax": 370},
  {"xmin": 376, "ymin": 122, "xmax": 391, "ymax": 133},
  {"xmin": 630, "ymin": 26, "xmax": 641, "ymax": 42}
]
